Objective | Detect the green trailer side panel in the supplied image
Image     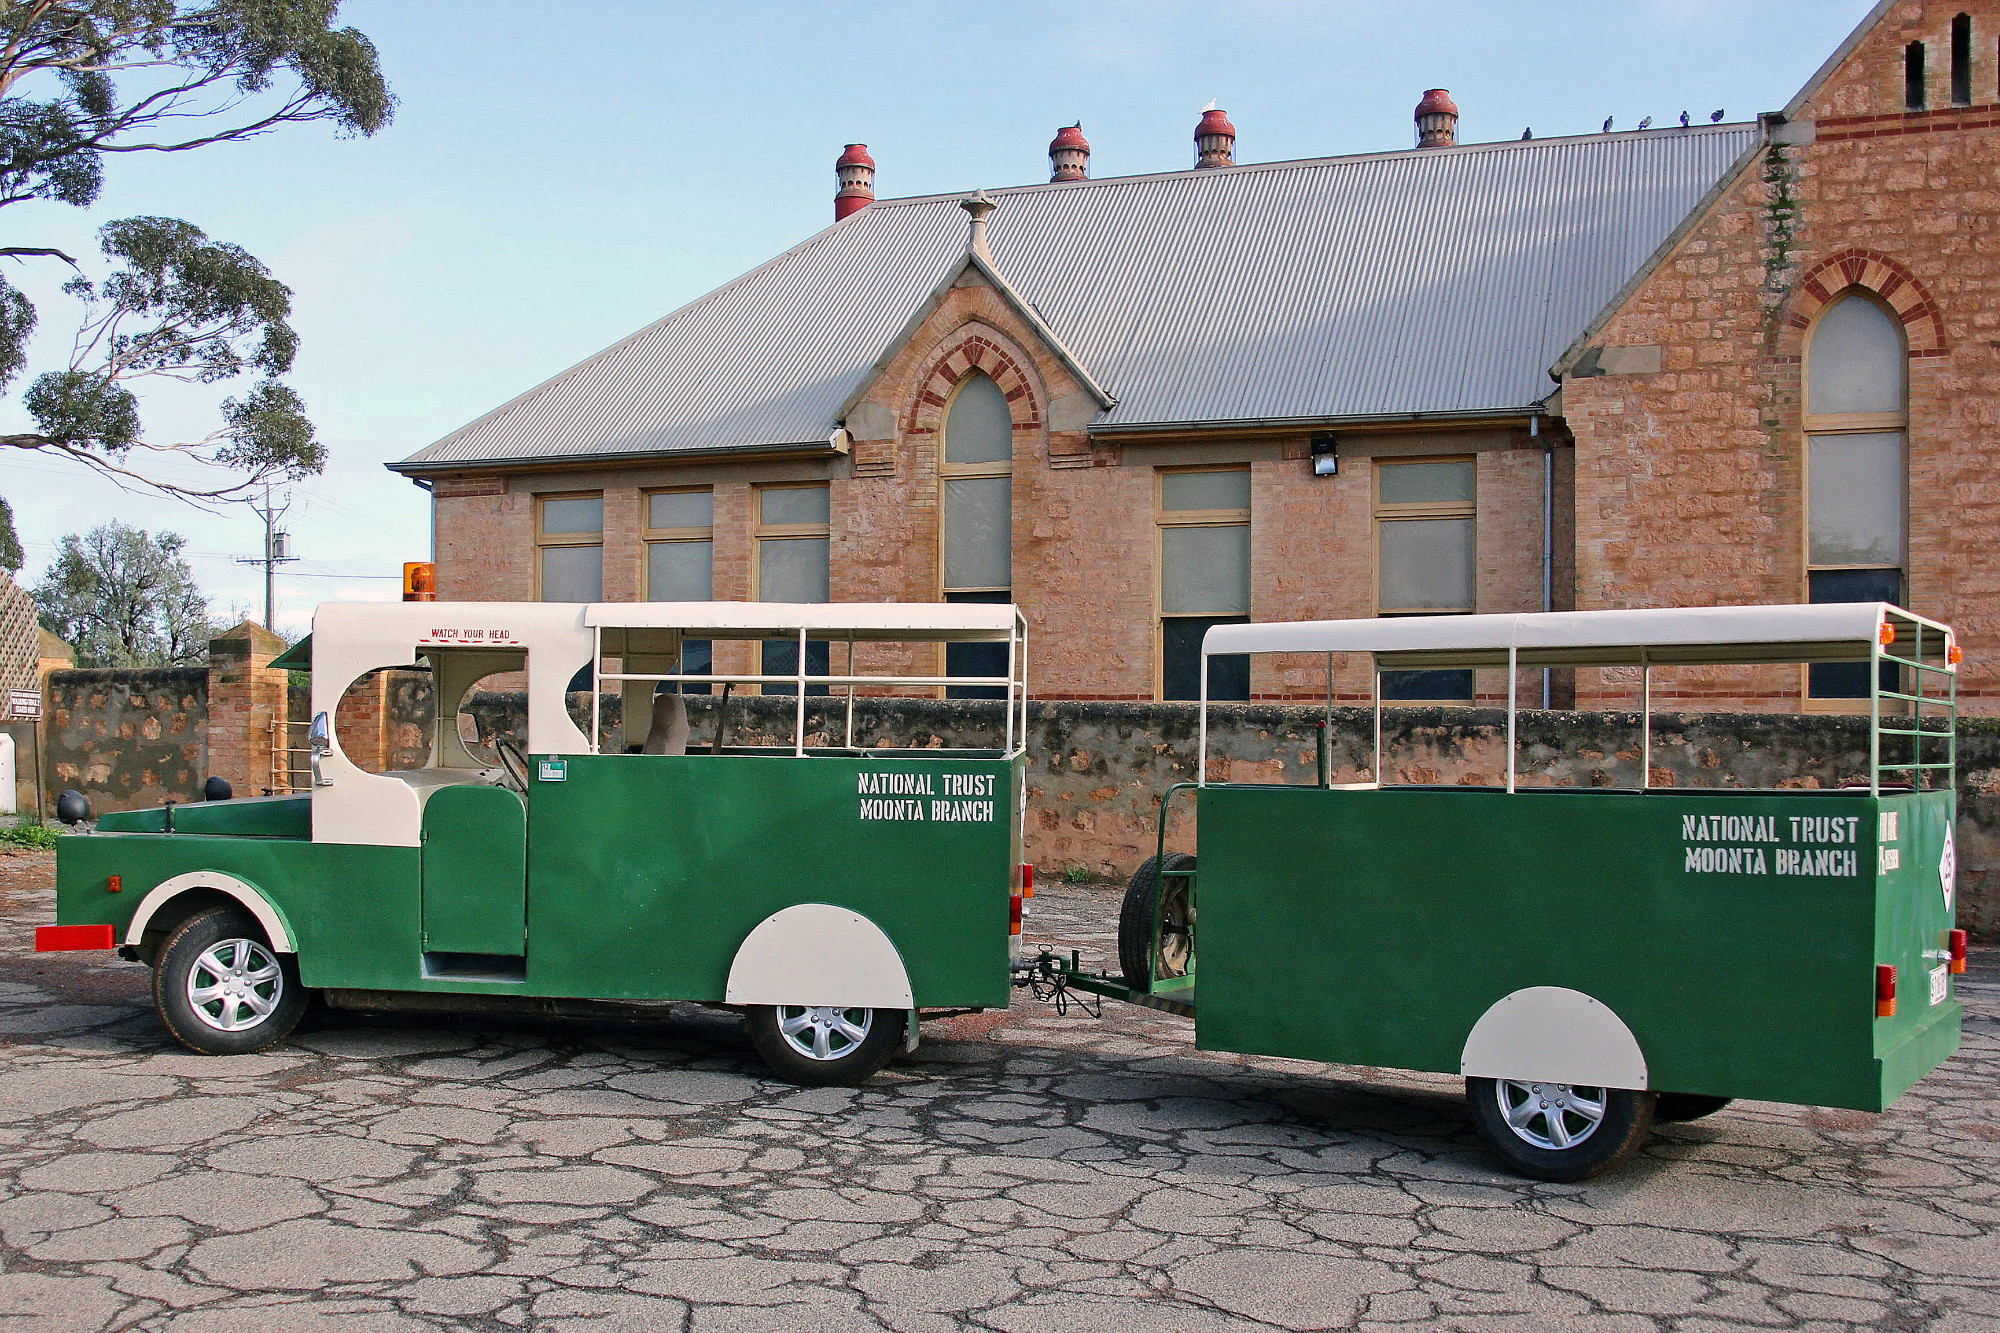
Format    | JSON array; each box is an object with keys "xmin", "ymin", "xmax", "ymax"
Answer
[
  {"xmin": 96, "ymin": 795, "xmax": 310, "ymax": 840},
  {"xmin": 1193, "ymin": 786, "xmax": 1958, "ymax": 1112},
  {"xmin": 521, "ymin": 753, "xmax": 1019, "ymax": 1008},
  {"xmin": 54, "ymin": 833, "xmax": 421, "ymax": 990},
  {"xmin": 420, "ymin": 785, "xmax": 527, "ymax": 956}
]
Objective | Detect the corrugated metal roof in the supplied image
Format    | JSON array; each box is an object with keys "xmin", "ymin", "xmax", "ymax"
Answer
[{"xmin": 398, "ymin": 125, "xmax": 1758, "ymax": 472}]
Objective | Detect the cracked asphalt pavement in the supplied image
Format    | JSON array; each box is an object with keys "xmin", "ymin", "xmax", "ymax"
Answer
[{"xmin": 3, "ymin": 847, "xmax": 2000, "ymax": 1331}]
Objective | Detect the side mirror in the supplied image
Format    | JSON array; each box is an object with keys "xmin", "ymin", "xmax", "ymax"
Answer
[
  {"xmin": 55, "ymin": 790, "xmax": 90, "ymax": 826},
  {"xmin": 308, "ymin": 711, "xmax": 334, "ymax": 787},
  {"xmin": 203, "ymin": 776, "xmax": 233, "ymax": 802}
]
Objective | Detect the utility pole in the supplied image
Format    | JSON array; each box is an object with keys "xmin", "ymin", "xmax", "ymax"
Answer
[{"xmin": 235, "ymin": 486, "xmax": 299, "ymax": 629}]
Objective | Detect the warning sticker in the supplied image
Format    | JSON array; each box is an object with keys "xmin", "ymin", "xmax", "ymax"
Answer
[{"xmin": 1941, "ymin": 826, "xmax": 1958, "ymax": 913}]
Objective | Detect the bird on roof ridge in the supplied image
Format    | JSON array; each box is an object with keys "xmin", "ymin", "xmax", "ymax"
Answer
[
  {"xmin": 1602, "ymin": 116, "xmax": 1614, "ymax": 133},
  {"xmin": 1680, "ymin": 111, "xmax": 1691, "ymax": 127},
  {"xmin": 1200, "ymin": 99, "xmax": 1217, "ymax": 112},
  {"xmin": 1522, "ymin": 127, "xmax": 1533, "ymax": 140},
  {"xmin": 1638, "ymin": 116, "xmax": 1654, "ymax": 130},
  {"xmin": 1710, "ymin": 109, "xmax": 1725, "ymax": 122}
]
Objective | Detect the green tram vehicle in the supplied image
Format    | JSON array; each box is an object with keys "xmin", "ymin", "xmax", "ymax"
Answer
[
  {"xmin": 1035, "ymin": 601, "xmax": 1969, "ymax": 1179},
  {"xmin": 38, "ymin": 600, "xmax": 1029, "ymax": 1086}
]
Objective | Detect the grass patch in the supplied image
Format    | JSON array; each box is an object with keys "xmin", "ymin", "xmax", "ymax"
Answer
[{"xmin": 0, "ymin": 822, "xmax": 62, "ymax": 850}]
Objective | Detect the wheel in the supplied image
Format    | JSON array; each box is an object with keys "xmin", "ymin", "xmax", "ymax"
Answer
[
  {"xmin": 1654, "ymin": 1093, "xmax": 1733, "ymax": 1122},
  {"xmin": 745, "ymin": 1005, "xmax": 905, "ymax": 1087},
  {"xmin": 1466, "ymin": 1076, "xmax": 1656, "ymax": 1182},
  {"xmin": 153, "ymin": 907, "xmax": 307, "ymax": 1055},
  {"xmin": 1118, "ymin": 853, "xmax": 1195, "ymax": 988}
]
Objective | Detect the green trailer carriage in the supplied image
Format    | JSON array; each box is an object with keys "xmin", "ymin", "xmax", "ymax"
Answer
[
  {"xmin": 1039, "ymin": 603, "xmax": 1968, "ymax": 1180},
  {"xmin": 38, "ymin": 599, "xmax": 1031, "ymax": 1086}
]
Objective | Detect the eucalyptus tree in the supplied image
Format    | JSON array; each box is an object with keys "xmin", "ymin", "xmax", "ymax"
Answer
[{"xmin": 0, "ymin": 1, "xmax": 393, "ymax": 500}]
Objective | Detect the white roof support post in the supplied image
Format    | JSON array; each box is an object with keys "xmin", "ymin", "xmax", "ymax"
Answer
[
  {"xmin": 591, "ymin": 625, "xmax": 603, "ymax": 755},
  {"xmin": 1506, "ymin": 647, "xmax": 1518, "ymax": 794},
  {"xmin": 1197, "ymin": 645, "xmax": 1210, "ymax": 787},
  {"xmin": 795, "ymin": 628, "xmax": 808, "ymax": 757},
  {"xmin": 842, "ymin": 635, "xmax": 856, "ymax": 752},
  {"xmin": 1640, "ymin": 662, "xmax": 1652, "ymax": 790},
  {"xmin": 1372, "ymin": 669, "xmax": 1383, "ymax": 785}
]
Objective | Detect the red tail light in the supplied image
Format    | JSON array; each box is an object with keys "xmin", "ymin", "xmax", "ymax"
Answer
[
  {"xmin": 1876, "ymin": 964, "xmax": 1898, "ymax": 1018},
  {"xmin": 1009, "ymin": 889, "xmax": 1023, "ymax": 935},
  {"xmin": 1020, "ymin": 862, "xmax": 1035, "ymax": 899},
  {"xmin": 1949, "ymin": 929, "xmax": 1968, "ymax": 975}
]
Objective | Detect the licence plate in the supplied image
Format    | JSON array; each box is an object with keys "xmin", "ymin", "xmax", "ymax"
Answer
[{"xmin": 1930, "ymin": 964, "xmax": 1949, "ymax": 1006}]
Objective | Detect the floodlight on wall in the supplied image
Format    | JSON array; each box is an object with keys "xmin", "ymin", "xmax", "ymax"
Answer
[{"xmin": 1310, "ymin": 433, "xmax": 1339, "ymax": 476}]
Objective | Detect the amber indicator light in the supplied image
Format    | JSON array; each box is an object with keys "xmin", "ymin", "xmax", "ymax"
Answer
[
  {"xmin": 106, "ymin": 875, "xmax": 121, "ymax": 894},
  {"xmin": 403, "ymin": 561, "xmax": 437, "ymax": 602}
]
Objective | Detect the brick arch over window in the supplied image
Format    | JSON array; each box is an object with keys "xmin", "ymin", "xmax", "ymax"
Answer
[
  {"xmin": 903, "ymin": 322, "xmax": 1045, "ymax": 444},
  {"xmin": 1778, "ymin": 249, "xmax": 1947, "ymax": 360}
]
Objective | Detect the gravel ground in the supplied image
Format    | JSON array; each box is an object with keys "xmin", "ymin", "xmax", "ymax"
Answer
[{"xmin": 1, "ymin": 847, "xmax": 1999, "ymax": 1331}]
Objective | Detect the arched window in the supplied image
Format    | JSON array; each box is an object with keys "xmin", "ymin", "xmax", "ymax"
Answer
[
  {"xmin": 1805, "ymin": 293, "xmax": 1908, "ymax": 699},
  {"xmin": 939, "ymin": 371, "xmax": 1013, "ymax": 697}
]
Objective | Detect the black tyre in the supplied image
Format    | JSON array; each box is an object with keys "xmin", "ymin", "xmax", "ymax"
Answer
[
  {"xmin": 153, "ymin": 907, "xmax": 307, "ymax": 1055},
  {"xmin": 745, "ymin": 1005, "xmax": 905, "ymax": 1087},
  {"xmin": 1118, "ymin": 853, "xmax": 1195, "ymax": 988},
  {"xmin": 1466, "ymin": 1076, "xmax": 1656, "ymax": 1182},
  {"xmin": 1654, "ymin": 1093, "xmax": 1734, "ymax": 1123}
]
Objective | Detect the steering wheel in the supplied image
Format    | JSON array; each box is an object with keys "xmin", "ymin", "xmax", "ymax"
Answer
[{"xmin": 493, "ymin": 738, "xmax": 531, "ymax": 795}]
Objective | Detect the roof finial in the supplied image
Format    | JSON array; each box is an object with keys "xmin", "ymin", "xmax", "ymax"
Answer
[{"xmin": 962, "ymin": 189, "xmax": 998, "ymax": 260}]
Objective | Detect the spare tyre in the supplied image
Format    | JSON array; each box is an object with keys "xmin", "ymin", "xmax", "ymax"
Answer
[{"xmin": 1118, "ymin": 853, "xmax": 1195, "ymax": 989}]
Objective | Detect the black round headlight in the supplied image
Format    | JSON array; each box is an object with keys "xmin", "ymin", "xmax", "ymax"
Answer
[{"xmin": 55, "ymin": 790, "xmax": 90, "ymax": 826}]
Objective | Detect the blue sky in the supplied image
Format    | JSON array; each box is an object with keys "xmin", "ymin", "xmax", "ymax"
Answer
[{"xmin": 0, "ymin": 0, "xmax": 1873, "ymax": 637}]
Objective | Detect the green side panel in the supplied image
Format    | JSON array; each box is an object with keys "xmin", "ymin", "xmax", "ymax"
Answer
[
  {"xmin": 1872, "ymin": 790, "xmax": 1962, "ymax": 1108},
  {"xmin": 97, "ymin": 794, "xmax": 310, "ymax": 839},
  {"xmin": 420, "ymin": 785, "xmax": 527, "ymax": 956},
  {"xmin": 55, "ymin": 832, "xmax": 420, "ymax": 991},
  {"xmin": 521, "ymin": 753, "xmax": 1020, "ymax": 1008},
  {"xmin": 1193, "ymin": 786, "xmax": 1960, "ymax": 1112}
]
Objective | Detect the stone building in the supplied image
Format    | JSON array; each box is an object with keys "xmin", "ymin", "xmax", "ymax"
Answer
[{"xmin": 393, "ymin": 0, "xmax": 2000, "ymax": 714}]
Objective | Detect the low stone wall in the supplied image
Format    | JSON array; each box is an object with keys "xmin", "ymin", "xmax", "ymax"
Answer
[{"xmin": 45, "ymin": 668, "xmax": 209, "ymax": 813}]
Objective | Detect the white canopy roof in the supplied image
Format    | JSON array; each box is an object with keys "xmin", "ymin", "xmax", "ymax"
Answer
[
  {"xmin": 1204, "ymin": 603, "xmax": 1955, "ymax": 670},
  {"xmin": 585, "ymin": 601, "xmax": 1021, "ymax": 642}
]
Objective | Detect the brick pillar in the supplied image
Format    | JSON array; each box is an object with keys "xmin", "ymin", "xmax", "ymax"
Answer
[
  {"xmin": 333, "ymin": 670, "xmax": 394, "ymax": 774},
  {"xmin": 206, "ymin": 621, "xmax": 289, "ymax": 796}
]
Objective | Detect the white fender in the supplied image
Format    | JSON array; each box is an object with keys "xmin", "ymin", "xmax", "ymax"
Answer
[
  {"xmin": 1461, "ymin": 986, "xmax": 1648, "ymax": 1090},
  {"xmin": 725, "ymin": 904, "xmax": 913, "ymax": 1009},
  {"xmin": 124, "ymin": 871, "xmax": 296, "ymax": 953}
]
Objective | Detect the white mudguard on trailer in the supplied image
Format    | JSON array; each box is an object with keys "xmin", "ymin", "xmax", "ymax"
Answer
[{"xmin": 1461, "ymin": 986, "xmax": 1649, "ymax": 1090}]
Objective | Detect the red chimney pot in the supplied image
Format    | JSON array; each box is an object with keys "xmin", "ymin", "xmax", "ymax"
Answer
[
  {"xmin": 1194, "ymin": 108, "xmax": 1236, "ymax": 169},
  {"xmin": 834, "ymin": 143, "xmax": 876, "ymax": 221},
  {"xmin": 1049, "ymin": 123, "xmax": 1090, "ymax": 182},
  {"xmin": 1415, "ymin": 89, "xmax": 1460, "ymax": 148}
]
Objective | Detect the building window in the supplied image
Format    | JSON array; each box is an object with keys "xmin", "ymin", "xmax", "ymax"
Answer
[
  {"xmin": 756, "ymin": 483, "xmax": 830, "ymax": 693},
  {"xmin": 645, "ymin": 488, "xmax": 713, "ymax": 690},
  {"xmin": 536, "ymin": 493, "xmax": 603, "ymax": 602},
  {"xmin": 1158, "ymin": 467, "xmax": 1250, "ymax": 702},
  {"xmin": 1952, "ymin": 14, "xmax": 1972, "ymax": 105},
  {"xmin": 1806, "ymin": 293, "xmax": 1908, "ymax": 699},
  {"xmin": 1907, "ymin": 41, "xmax": 1927, "ymax": 110},
  {"xmin": 1375, "ymin": 458, "xmax": 1475, "ymax": 702},
  {"xmin": 940, "ymin": 372, "xmax": 1013, "ymax": 698}
]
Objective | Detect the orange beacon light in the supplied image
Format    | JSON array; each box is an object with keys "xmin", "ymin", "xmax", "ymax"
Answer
[{"xmin": 402, "ymin": 561, "xmax": 437, "ymax": 602}]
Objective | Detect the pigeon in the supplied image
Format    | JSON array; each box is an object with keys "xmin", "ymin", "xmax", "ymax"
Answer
[
  {"xmin": 1521, "ymin": 127, "xmax": 1533, "ymax": 140},
  {"xmin": 1710, "ymin": 109, "xmax": 1725, "ymax": 122},
  {"xmin": 1602, "ymin": 116, "xmax": 1614, "ymax": 133},
  {"xmin": 1638, "ymin": 116, "xmax": 1654, "ymax": 130},
  {"xmin": 1680, "ymin": 111, "xmax": 1691, "ymax": 127}
]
